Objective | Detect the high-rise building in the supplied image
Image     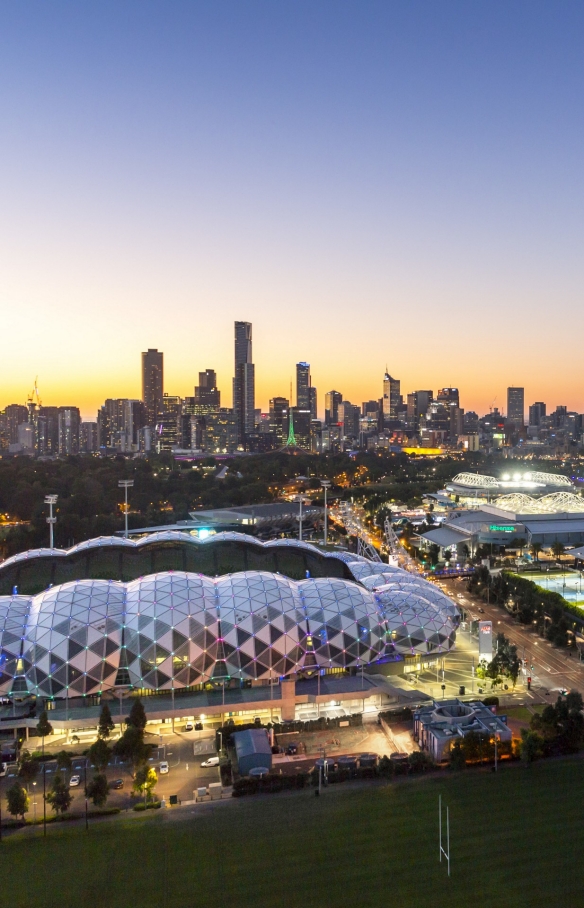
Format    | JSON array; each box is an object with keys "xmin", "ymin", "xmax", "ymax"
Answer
[
  {"xmin": 3, "ymin": 404, "xmax": 28, "ymax": 446},
  {"xmin": 269, "ymin": 397, "xmax": 289, "ymax": 444},
  {"xmin": 203, "ymin": 408, "xmax": 237, "ymax": 453},
  {"xmin": 383, "ymin": 372, "xmax": 401, "ymax": 419},
  {"xmin": 324, "ymin": 391, "xmax": 343, "ymax": 425},
  {"xmin": 80, "ymin": 422, "xmax": 99, "ymax": 453},
  {"xmin": 529, "ymin": 402, "xmax": 546, "ymax": 427},
  {"xmin": 407, "ymin": 391, "xmax": 433, "ymax": 420},
  {"xmin": 437, "ymin": 388, "xmax": 459, "ymax": 407},
  {"xmin": 58, "ymin": 408, "xmax": 81, "ymax": 455},
  {"xmin": 194, "ymin": 370, "xmax": 220, "ymax": 409},
  {"xmin": 142, "ymin": 349, "xmax": 163, "ymax": 427},
  {"xmin": 37, "ymin": 406, "xmax": 60, "ymax": 455},
  {"xmin": 97, "ymin": 399, "xmax": 146, "ymax": 451},
  {"xmin": 507, "ymin": 387, "xmax": 525, "ymax": 424},
  {"xmin": 309, "ymin": 386, "xmax": 317, "ymax": 420},
  {"xmin": 296, "ymin": 362, "xmax": 311, "ymax": 410},
  {"xmin": 233, "ymin": 322, "xmax": 255, "ymax": 446}
]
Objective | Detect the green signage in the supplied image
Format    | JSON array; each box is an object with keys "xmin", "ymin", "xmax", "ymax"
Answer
[{"xmin": 489, "ymin": 525, "xmax": 515, "ymax": 533}]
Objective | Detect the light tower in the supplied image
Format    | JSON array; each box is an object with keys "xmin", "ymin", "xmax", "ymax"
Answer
[
  {"xmin": 320, "ymin": 480, "xmax": 331, "ymax": 547},
  {"xmin": 118, "ymin": 480, "xmax": 134, "ymax": 539},
  {"xmin": 293, "ymin": 493, "xmax": 311, "ymax": 542},
  {"xmin": 44, "ymin": 495, "xmax": 58, "ymax": 549}
]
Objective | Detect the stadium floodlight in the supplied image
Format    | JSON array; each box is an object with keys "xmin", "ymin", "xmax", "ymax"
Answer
[
  {"xmin": 44, "ymin": 495, "xmax": 58, "ymax": 549},
  {"xmin": 118, "ymin": 480, "xmax": 134, "ymax": 538}
]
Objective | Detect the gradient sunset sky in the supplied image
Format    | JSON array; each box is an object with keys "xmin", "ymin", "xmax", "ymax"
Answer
[{"xmin": 1, "ymin": 1, "xmax": 583, "ymax": 420}]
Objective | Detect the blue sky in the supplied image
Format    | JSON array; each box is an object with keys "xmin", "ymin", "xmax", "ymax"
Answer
[{"xmin": 1, "ymin": 1, "xmax": 583, "ymax": 417}]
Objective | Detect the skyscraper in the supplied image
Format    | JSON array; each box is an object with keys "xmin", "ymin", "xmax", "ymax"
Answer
[
  {"xmin": 507, "ymin": 387, "xmax": 525, "ymax": 424},
  {"xmin": 382, "ymin": 371, "xmax": 401, "ymax": 419},
  {"xmin": 142, "ymin": 349, "xmax": 163, "ymax": 427},
  {"xmin": 195, "ymin": 370, "xmax": 220, "ymax": 408},
  {"xmin": 324, "ymin": 391, "xmax": 342, "ymax": 425},
  {"xmin": 529, "ymin": 401, "xmax": 546, "ymax": 427},
  {"xmin": 269, "ymin": 396, "xmax": 289, "ymax": 444},
  {"xmin": 296, "ymin": 362, "xmax": 311, "ymax": 410},
  {"xmin": 233, "ymin": 321, "xmax": 255, "ymax": 445}
]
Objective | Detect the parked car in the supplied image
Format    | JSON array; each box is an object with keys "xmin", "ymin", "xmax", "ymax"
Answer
[
  {"xmin": 201, "ymin": 756, "xmax": 219, "ymax": 768},
  {"xmin": 285, "ymin": 743, "xmax": 298, "ymax": 755},
  {"xmin": 69, "ymin": 775, "xmax": 81, "ymax": 787},
  {"xmin": 111, "ymin": 778, "xmax": 124, "ymax": 790},
  {"xmin": 195, "ymin": 722, "xmax": 203, "ymax": 731},
  {"xmin": 184, "ymin": 722, "xmax": 194, "ymax": 732},
  {"xmin": 159, "ymin": 761, "xmax": 169, "ymax": 774}
]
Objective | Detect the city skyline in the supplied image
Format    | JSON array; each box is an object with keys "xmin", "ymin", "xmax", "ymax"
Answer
[{"xmin": 1, "ymin": 3, "xmax": 584, "ymax": 418}]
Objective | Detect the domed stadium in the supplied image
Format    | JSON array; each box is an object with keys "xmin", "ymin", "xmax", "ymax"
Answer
[{"xmin": 0, "ymin": 533, "xmax": 459, "ymax": 701}]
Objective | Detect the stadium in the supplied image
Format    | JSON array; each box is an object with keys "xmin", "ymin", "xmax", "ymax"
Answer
[{"xmin": 0, "ymin": 533, "xmax": 459, "ymax": 704}]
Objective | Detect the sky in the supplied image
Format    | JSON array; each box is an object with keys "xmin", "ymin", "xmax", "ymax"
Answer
[{"xmin": 1, "ymin": 1, "xmax": 583, "ymax": 420}]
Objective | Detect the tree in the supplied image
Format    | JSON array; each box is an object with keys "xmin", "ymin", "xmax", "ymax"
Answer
[
  {"xmin": 520, "ymin": 729, "xmax": 544, "ymax": 764},
  {"xmin": 86, "ymin": 773, "xmax": 110, "ymax": 808},
  {"xmin": 45, "ymin": 772, "xmax": 72, "ymax": 815},
  {"xmin": 133, "ymin": 764, "xmax": 157, "ymax": 800},
  {"xmin": 113, "ymin": 725, "xmax": 152, "ymax": 769},
  {"xmin": 449, "ymin": 739, "xmax": 466, "ymax": 770},
  {"xmin": 98, "ymin": 702, "xmax": 115, "ymax": 740},
  {"xmin": 127, "ymin": 698, "xmax": 147, "ymax": 731},
  {"xmin": 55, "ymin": 750, "xmax": 72, "ymax": 773},
  {"xmin": 551, "ymin": 541, "xmax": 565, "ymax": 562},
  {"xmin": 88, "ymin": 738, "xmax": 112, "ymax": 772},
  {"xmin": 18, "ymin": 749, "xmax": 39, "ymax": 787},
  {"xmin": 6, "ymin": 782, "xmax": 29, "ymax": 821},
  {"xmin": 36, "ymin": 710, "xmax": 53, "ymax": 755},
  {"xmin": 530, "ymin": 542, "xmax": 542, "ymax": 563}
]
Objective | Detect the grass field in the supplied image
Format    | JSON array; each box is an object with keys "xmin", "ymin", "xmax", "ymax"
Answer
[{"xmin": 2, "ymin": 759, "xmax": 583, "ymax": 908}]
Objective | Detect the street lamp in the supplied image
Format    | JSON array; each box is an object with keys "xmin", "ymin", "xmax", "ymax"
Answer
[
  {"xmin": 44, "ymin": 495, "xmax": 58, "ymax": 549},
  {"xmin": 320, "ymin": 480, "xmax": 331, "ymax": 547},
  {"xmin": 118, "ymin": 480, "xmax": 134, "ymax": 539}
]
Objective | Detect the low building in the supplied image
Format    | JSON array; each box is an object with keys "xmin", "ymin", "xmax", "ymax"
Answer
[
  {"xmin": 414, "ymin": 698, "xmax": 511, "ymax": 762},
  {"xmin": 233, "ymin": 728, "xmax": 272, "ymax": 776}
]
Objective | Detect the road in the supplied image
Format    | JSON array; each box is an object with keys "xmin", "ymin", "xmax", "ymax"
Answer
[{"xmin": 440, "ymin": 577, "xmax": 584, "ymax": 701}]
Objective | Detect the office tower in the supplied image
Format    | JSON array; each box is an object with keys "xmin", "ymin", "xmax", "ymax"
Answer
[
  {"xmin": 233, "ymin": 321, "xmax": 255, "ymax": 445},
  {"xmin": 296, "ymin": 362, "xmax": 311, "ymax": 409},
  {"xmin": 194, "ymin": 370, "xmax": 220, "ymax": 408},
  {"xmin": 362, "ymin": 400, "xmax": 379, "ymax": 417},
  {"xmin": 507, "ymin": 387, "xmax": 525, "ymax": 424},
  {"xmin": 309, "ymin": 386, "xmax": 317, "ymax": 420},
  {"xmin": 324, "ymin": 390, "xmax": 343, "ymax": 425},
  {"xmin": 529, "ymin": 402, "xmax": 546, "ymax": 426},
  {"xmin": 269, "ymin": 397, "xmax": 289, "ymax": 444},
  {"xmin": 58, "ymin": 408, "xmax": 81, "ymax": 455},
  {"xmin": 383, "ymin": 371, "xmax": 401, "ymax": 419},
  {"xmin": 437, "ymin": 388, "xmax": 459, "ymax": 407},
  {"xmin": 142, "ymin": 349, "xmax": 164, "ymax": 427},
  {"xmin": 449, "ymin": 406, "xmax": 464, "ymax": 442},
  {"xmin": 338, "ymin": 401, "xmax": 360, "ymax": 439},
  {"xmin": 80, "ymin": 421, "xmax": 99, "ymax": 453},
  {"xmin": 463, "ymin": 411, "xmax": 479, "ymax": 432},
  {"xmin": 203, "ymin": 409, "xmax": 238, "ymax": 453},
  {"xmin": 97, "ymin": 399, "xmax": 146, "ymax": 451},
  {"xmin": 407, "ymin": 391, "xmax": 433, "ymax": 419}
]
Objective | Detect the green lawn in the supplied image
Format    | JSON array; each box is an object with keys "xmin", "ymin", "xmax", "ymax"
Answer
[{"xmin": 2, "ymin": 759, "xmax": 584, "ymax": 908}]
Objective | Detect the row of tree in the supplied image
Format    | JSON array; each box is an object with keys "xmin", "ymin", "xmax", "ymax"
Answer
[{"xmin": 4, "ymin": 699, "xmax": 157, "ymax": 823}]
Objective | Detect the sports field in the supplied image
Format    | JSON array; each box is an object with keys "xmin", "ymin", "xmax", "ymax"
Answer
[
  {"xmin": 531, "ymin": 570, "xmax": 584, "ymax": 605},
  {"xmin": 1, "ymin": 758, "xmax": 583, "ymax": 908}
]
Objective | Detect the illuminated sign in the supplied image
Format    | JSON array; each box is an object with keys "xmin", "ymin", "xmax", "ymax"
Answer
[
  {"xmin": 489, "ymin": 525, "xmax": 515, "ymax": 533},
  {"xmin": 478, "ymin": 620, "xmax": 493, "ymax": 660}
]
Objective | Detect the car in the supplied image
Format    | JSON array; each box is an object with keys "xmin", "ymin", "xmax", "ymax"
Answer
[
  {"xmin": 0, "ymin": 762, "xmax": 6, "ymax": 778},
  {"xmin": 69, "ymin": 775, "xmax": 81, "ymax": 787},
  {"xmin": 159, "ymin": 761, "xmax": 169, "ymax": 774},
  {"xmin": 195, "ymin": 722, "xmax": 203, "ymax": 731},
  {"xmin": 111, "ymin": 778, "xmax": 124, "ymax": 790},
  {"xmin": 200, "ymin": 756, "xmax": 219, "ymax": 768},
  {"xmin": 184, "ymin": 722, "xmax": 194, "ymax": 732},
  {"xmin": 285, "ymin": 743, "xmax": 298, "ymax": 755},
  {"xmin": 477, "ymin": 607, "xmax": 485, "ymax": 614}
]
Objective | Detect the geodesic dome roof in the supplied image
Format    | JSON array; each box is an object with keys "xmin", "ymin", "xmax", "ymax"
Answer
[
  {"xmin": 0, "ymin": 595, "xmax": 30, "ymax": 694},
  {"xmin": 375, "ymin": 586, "xmax": 456, "ymax": 657},
  {"xmin": 22, "ymin": 580, "xmax": 125, "ymax": 698}
]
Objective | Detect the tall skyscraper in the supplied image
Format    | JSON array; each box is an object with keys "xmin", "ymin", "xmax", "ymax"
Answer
[
  {"xmin": 383, "ymin": 371, "xmax": 401, "ymax": 419},
  {"xmin": 324, "ymin": 391, "xmax": 343, "ymax": 425},
  {"xmin": 195, "ymin": 370, "xmax": 220, "ymax": 408},
  {"xmin": 507, "ymin": 387, "xmax": 525, "ymax": 424},
  {"xmin": 296, "ymin": 362, "xmax": 311, "ymax": 409},
  {"xmin": 269, "ymin": 396, "xmax": 289, "ymax": 444},
  {"xmin": 142, "ymin": 349, "xmax": 163, "ymax": 428},
  {"xmin": 309, "ymin": 386, "xmax": 317, "ymax": 420},
  {"xmin": 233, "ymin": 321, "xmax": 255, "ymax": 445}
]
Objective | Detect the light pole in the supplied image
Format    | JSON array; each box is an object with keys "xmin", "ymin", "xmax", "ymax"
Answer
[
  {"xmin": 118, "ymin": 480, "xmax": 134, "ymax": 539},
  {"xmin": 320, "ymin": 481, "xmax": 331, "ymax": 547},
  {"xmin": 294, "ymin": 494, "xmax": 309, "ymax": 542},
  {"xmin": 44, "ymin": 495, "xmax": 58, "ymax": 548}
]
